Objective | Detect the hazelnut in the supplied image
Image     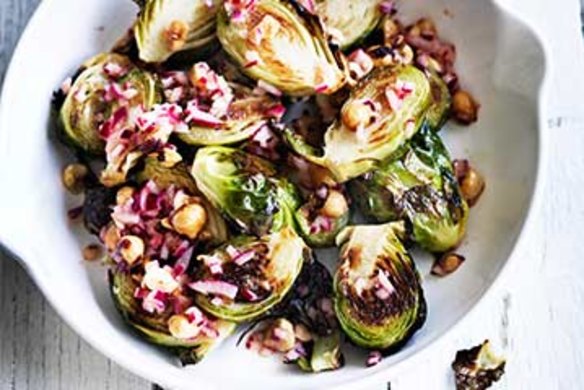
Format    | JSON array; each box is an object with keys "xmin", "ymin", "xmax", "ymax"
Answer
[
  {"xmin": 143, "ymin": 261, "xmax": 179, "ymax": 293},
  {"xmin": 321, "ymin": 190, "xmax": 348, "ymax": 219},
  {"xmin": 116, "ymin": 186, "xmax": 134, "ymax": 205},
  {"xmin": 263, "ymin": 319, "xmax": 296, "ymax": 353},
  {"xmin": 171, "ymin": 203, "xmax": 207, "ymax": 239},
  {"xmin": 82, "ymin": 244, "xmax": 102, "ymax": 262},
  {"xmin": 452, "ymin": 90, "xmax": 479, "ymax": 124},
  {"xmin": 62, "ymin": 163, "xmax": 88, "ymax": 194},
  {"xmin": 163, "ymin": 20, "xmax": 188, "ymax": 52},
  {"xmin": 431, "ymin": 253, "xmax": 465, "ymax": 276},
  {"xmin": 383, "ymin": 18, "xmax": 402, "ymax": 44},
  {"xmin": 294, "ymin": 323, "xmax": 312, "ymax": 343},
  {"xmin": 168, "ymin": 314, "xmax": 201, "ymax": 340},
  {"xmin": 118, "ymin": 235, "xmax": 145, "ymax": 265},
  {"xmin": 102, "ymin": 224, "xmax": 121, "ymax": 252},
  {"xmin": 460, "ymin": 167, "xmax": 485, "ymax": 207},
  {"xmin": 415, "ymin": 18, "xmax": 437, "ymax": 39},
  {"xmin": 342, "ymin": 100, "xmax": 375, "ymax": 130}
]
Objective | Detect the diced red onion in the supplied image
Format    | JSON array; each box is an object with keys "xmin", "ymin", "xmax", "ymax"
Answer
[
  {"xmin": 233, "ymin": 249, "xmax": 256, "ymax": 266},
  {"xmin": 185, "ymin": 306, "xmax": 205, "ymax": 325},
  {"xmin": 201, "ymin": 325, "xmax": 220, "ymax": 339},
  {"xmin": 189, "ymin": 280, "xmax": 239, "ymax": 300},
  {"xmin": 377, "ymin": 270, "xmax": 395, "ymax": 294},
  {"xmin": 366, "ymin": 351, "xmax": 383, "ymax": 367},
  {"xmin": 103, "ymin": 62, "xmax": 127, "ymax": 79},
  {"xmin": 314, "ymin": 83, "xmax": 329, "ymax": 94},
  {"xmin": 225, "ymin": 245, "xmax": 240, "ymax": 259},
  {"xmin": 385, "ymin": 87, "xmax": 403, "ymax": 111},
  {"xmin": 60, "ymin": 77, "xmax": 72, "ymax": 94},
  {"xmin": 174, "ymin": 246, "xmax": 193, "ymax": 277},
  {"xmin": 315, "ymin": 185, "xmax": 329, "ymax": 200},
  {"xmin": 379, "ymin": 1, "xmax": 396, "ymax": 15},
  {"xmin": 240, "ymin": 288, "xmax": 260, "ymax": 302},
  {"xmin": 184, "ymin": 104, "xmax": 223, "ymax": 128},
  {"xmin": 142, "ymin": 290, "xmax": 167, "ymax": 314},
  {"xmin": 265, "ymin": 104, "xmax": 286, "ymax": 119},
  {"xmin": 251, "ymin": 125, "xmax": 273, "ymax": 149},
  {"xmin": 244, "ymin": 50, "xmax": 261, "ymax": 68},
  {"xmin": 257, "ymin": 80, "xmax": 283, "ymax": 97}
]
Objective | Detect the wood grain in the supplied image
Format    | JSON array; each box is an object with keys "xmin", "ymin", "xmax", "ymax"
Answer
[{"xmin": 2, "ymin": 0, "xmax": 584, "ymax": 389}]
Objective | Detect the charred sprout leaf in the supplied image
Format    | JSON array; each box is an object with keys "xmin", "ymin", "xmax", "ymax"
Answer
[
  {"xmin": 294, "ymin": 187, "xmax": 350, "ymax": 248},
  {"xmin": 316, "ymin": 0, "xmax": 382, "ymax": 50},
  {"xmin": 83, "ymin": 186, "xmax": 117, "ymax": 235},
  {"xmin": 59, "ymin": 53, "xmax": 160, "ymax": 154},
  {"xmin": 192, "ymin": 227, "xmax": 307, "ymax": 322},
  {"xmin": 134, "ymin": 0, "xmax": 221, "ymax": 63},
  {"xmin": 452, "ymin": 340, "xmax": 506, "ymax": 390},
  {"xmin": 217, "ymin": 0, "xmax": 346, "ymax": 96},
  {"xmin": 178, "ymin": 84, "xmax": 283, "ymax": 146},
  {"xmin": 285, "ymin": 65, "xmax": 431, "ymax": 182},
  {"xmin": 334, "ymin": 222, "xmax": 426, "ymax": 351},
  {"xmin": 191, "ymin": 146, "xmax": 300, "ymax": 236},
  {"xmin": 135, "ymin": 157, "xmax": 229, "ymax": 246},
  {"xmin": 350, "ymin": 125, "xmax": 468, "ymax": 253},
  {"xmin": 109, "ymin": 268, "xmax": 236, "ymax": 365},
  {"xmin": 426, "ymin": 71, "xmax": 452, "ymax": 131}
]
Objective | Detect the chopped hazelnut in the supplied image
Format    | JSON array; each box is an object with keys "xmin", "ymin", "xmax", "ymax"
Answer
[
  {"xmin": 342, "ymin": 100, "xmax": 375, "ymax": 130},
  {"xmin": 452, "ymin": 90, "xmax": 479, "ymax": 124},
  {"xmin": 460, "ymin": 167, "xmax": 485, "ymax": 207},
  {"xmin": 431, "ymin": 253, "xmax": 465, "ymax": 276},
  {"xmin": 116, "ymin": 186, "xmax": 134, "ymax": 205},
  {"xmin": 415, "ymin": 18, "xmax": 437, "ymax": 39},
  {"xmin": 171, "ymin": 203, "xmax": 207, "ymax": 239},
  {"xmin": 102, "ymin": 224, "xmax": 121, "ymax": 252},
  {"xmin": 118, "ymin": 235, "xmax": 145, "ymax": 265},
  {"xmin": 62, "ymin": 163, "xmax": 88, "ymax": 194},
  {"xmin": 294, "ymin": 323, "xmax": 313, "ymax": 343},
  {"xmin": 321, "ymin": 190, "xmax": 348, "ymax": 219},
  {"xmin": 383, "ymin": 18, "xmax": 402, "ymax": 44},
  {"xmin": 168, "ymin": 314, "xmax": 201, "ymax": 340},
  {"xmin": 163, "ymin": 20, "xmax": 188, "ymax": 52},
  {"xmin": 263, "ymin": 319, "xmax": 296, "ymax": 353},
  {"xmin": 82, "ymin": 244, "xmax": 102, "ymax": 262}
]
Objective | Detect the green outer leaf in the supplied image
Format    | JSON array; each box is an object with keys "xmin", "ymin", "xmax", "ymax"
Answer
[
  {"xmin": 109, "ymin": 269, "xmax": 236, "ymax": 365},
  {"xmin": 350, "ymin": 125, "xmax": 469, "ymax": 253},
  {"xmin": 334, "ymin": 222, "xmax": 426, "ymax": 351},
  {"xmin": 135, "ymin": 0, "xmax": 220, "ymax": 63},
  {"xmin": 59, "ymin": 53, "xmax": 160, "ymax": 155},
  {"xmin": 216, "ymin": 0, "xmax": 346, "ymax": 96},
  {"xmin": 426, "ymin": 72, "xmax": 452, "ymax": 131},
  {"xmin": 322, "ymin": 65, "xmax": 432, "ymax": 182},
  {"xmin": 307, "ymin": 331, "xmax": 344, "ymax": 372},
  {"xmin": 194, "ymin": 227, "xmax": 307, "ymax": 322},
  {"xmin": 316, "ymin": 0, "xmax": 382, "ymax": 50}
]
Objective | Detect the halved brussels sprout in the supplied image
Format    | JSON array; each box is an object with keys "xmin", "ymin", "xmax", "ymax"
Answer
[
  {"xmin": 350, "ymin": 125, "xmax": 468, "ymax": 253},
  {"xmin": 285, "ymin": 65, "xmax": 431, "ymax": 182},
  {"xmin": 134, "ymin": 0, "xmax": 221, "ymax": 63},
  {"xmin": 178, "ymin": 84, "xmax": 284, "ymax": 146},
  {"xmin": 192, "ymin": 227, "xmax": 307, "ymax": 322},
  {"xmin": 217, "ymin": 0, "xmax": 346, "ymax": 96},
  {"xmin": 316, "ymin": 0, "xmax": 382, "ymax": 50},
  {"xmin": 334, "ymin": 222, "xmax": 426, "ymax": 351},
  {"xmin": 109, "ymin": 268, "xmax": 236, "ymax": 365},
  {"xmin": 136, "ymin": 156, "xmax": 229, "ymax": 246},
  {"xmin": 59, "ymin": 53, "xmax": 160, "ymax": 154},
  {"xmin": 294, "ymin": 186, "xmax": 350, "ymax": 248},
  {"xmin": 191, "ymin": 146, "xmax": 300, "ymax": 236},
  {"xmin": 426, "ymin": 72, "xmax": 452, "ymax": 131}
]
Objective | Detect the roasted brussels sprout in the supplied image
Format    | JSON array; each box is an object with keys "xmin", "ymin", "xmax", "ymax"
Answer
[
  {"xmin": 109, "ymin": 268, "xmax": 236, "ymax": 365},
  {"xmin": 294, "ymin": 186, "xmax": 350, "ymax": 248},
  {"xmin": 134, "ymin": 0, "xmax": 221, "ymax": 63},
  {"xmin": 316, "ymin": 0, "xmax": 382, "ymax": 49},
  {"xmin": 350, "ymin": 125, "xmax": 468, "ymax": 253},
  {"xmin": 59, "ymin": 53, "xmax": 160, "ymax": 154},
  {"xmin": 191, "ymin": 146, "xmax": 300, "ymax": 236},
  {"xmin": 217, "ymin": 0, "xmax": 346, "ymax": 96},
  {"xmin": 285, "ymin": 65, "xmax": 431, "ymax": 182},
  {"xmin": 191, "ymin": 227, "xmax": 307, "ymax": 322},
  {"xmin": 136, "ymin": 156, "xmax": 229, "ymax": 246},
  {"xmin": 334, "ymin": 222, "xmax": 426, "ymax": 351},
  {"xmin": 452, "ymin": 340, "xmax": 506, "ymax": 390}
]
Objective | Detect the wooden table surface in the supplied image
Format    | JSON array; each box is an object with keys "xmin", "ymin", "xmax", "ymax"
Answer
[{"xmin": 2, "ymin": 0, "xmax": 584, "ymax": 389}]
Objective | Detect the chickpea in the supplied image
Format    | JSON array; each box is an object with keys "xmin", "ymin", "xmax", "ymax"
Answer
[
  {"xmin": 82, "ymin": 244, "xmax": 102, "ymax": 262},
  {"xmin": 452, "ymin": 90, "xmax": 479, "ymax": 124},
  {"xmin": 171, "ymin": 203, "xmax": 207, "ymax": 239},
  {"xmin": 431, "ymin": 253, "xmax": 465, "ymax": 276},
  {"xmin": 262, "ymin": 319, "xmax": 296, "ymax": 353},
  {"xmin": 62, "ymin": 163, "xmax": 88, "ymax": 194},
  {"xmin": 321, "ymin": 190, "xmax": 348, "ymax": 219},
  {"xmin": 163, "ymin": 20, "xmax": 188, "ymax": 51},
  {"xmin": 460, "ymin": 167, "xmax": 485, "ymax": 207},
  {"xmin": 342, "ymin": 100, "xmax": 374, "ymax": 130},
  {"xmin": 118, "ymin": 235, "xmax": 145, "ymax": 265}
]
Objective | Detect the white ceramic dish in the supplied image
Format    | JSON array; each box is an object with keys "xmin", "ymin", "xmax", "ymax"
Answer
[{"xmin": 0, "ymin": 0, "xmax": 548, "ymax": 389}]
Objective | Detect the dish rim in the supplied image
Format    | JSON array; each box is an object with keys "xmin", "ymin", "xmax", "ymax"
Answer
[{"xmin": 0, "ymin": 0, "xmax": 550, "ymax": 388}]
